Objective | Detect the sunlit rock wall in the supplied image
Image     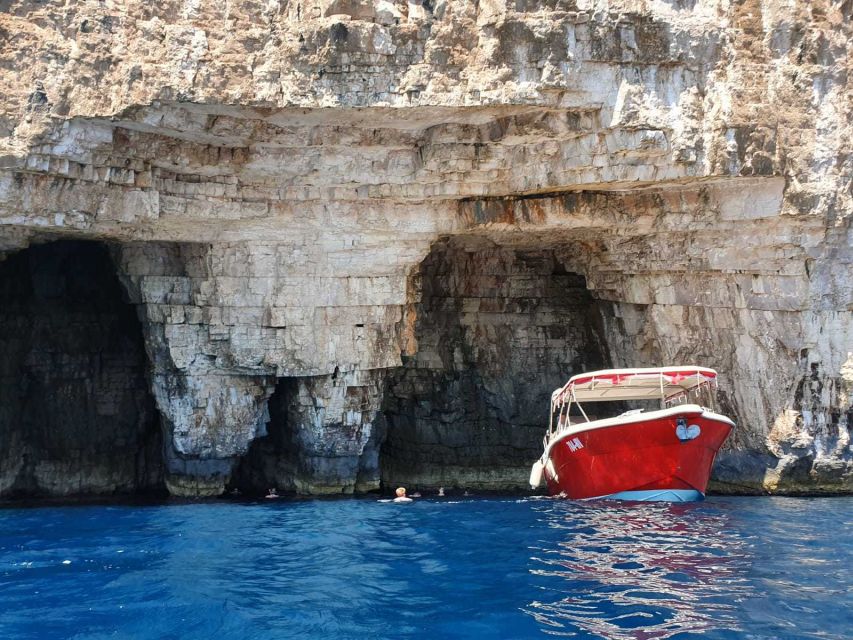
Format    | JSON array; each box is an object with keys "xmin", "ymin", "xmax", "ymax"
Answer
[{"xmin": 0, "ymin": 1, "xmax": 849, "ymax": 495}]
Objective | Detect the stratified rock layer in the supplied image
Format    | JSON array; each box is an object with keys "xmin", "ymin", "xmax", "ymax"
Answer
[{"xmin": 0, "ymin": 1, "xmax": 850, "ymax": 496}]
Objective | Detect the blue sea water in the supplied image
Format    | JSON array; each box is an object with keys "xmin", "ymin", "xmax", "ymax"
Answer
[{"xmin": 0, "ymin": 496, "xmax": 850, "ymax": 639}]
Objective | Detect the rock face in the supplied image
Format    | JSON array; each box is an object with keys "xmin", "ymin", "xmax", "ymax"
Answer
[{"xmin": 0, "ymin": 1, "xmax": 850, "ymax": 497}]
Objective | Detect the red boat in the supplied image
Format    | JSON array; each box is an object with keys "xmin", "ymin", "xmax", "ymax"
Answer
[{"xmin": 529, "ymin": 367, "xmax": 734, "ymax": 501}]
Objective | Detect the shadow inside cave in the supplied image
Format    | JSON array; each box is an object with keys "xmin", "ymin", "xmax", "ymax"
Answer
[
  {"xmin": 0, "ymin": 240, "xmax": 164, "ymax": 499},
  {"xmin": 379, "ymin": 234, "xmax": 614, "ymax": 491}
]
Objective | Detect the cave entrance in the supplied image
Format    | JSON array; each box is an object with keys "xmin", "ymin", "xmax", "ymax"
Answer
[
  {"xmin": 381, "ymin": 235, "xmax": 612, "ymax": 491},
  {"xmin": 230, "ymin": 377, "xmax": 301, "ymax": 495},
  {"xmin": 0, "ymin": 240, "xmax": 163, "ymax": 499},
  {"xmin": 231, "ymin": 371, "xmax": 385, "ymax": 496}
]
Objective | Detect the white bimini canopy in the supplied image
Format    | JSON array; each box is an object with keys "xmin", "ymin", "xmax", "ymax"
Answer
[{"xmin": 552, "ymin": 366, "xmax": 718, "ymax": 405}]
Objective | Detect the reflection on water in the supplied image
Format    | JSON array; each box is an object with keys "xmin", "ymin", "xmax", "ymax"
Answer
[{"xmin": 526, "ymin": 500, "xmax": 750, "ymax": 638}]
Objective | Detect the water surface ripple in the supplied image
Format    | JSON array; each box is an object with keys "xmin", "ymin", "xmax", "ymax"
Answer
[{"xmin": 0, "ymin": 496, "xmax": 850, "ymax": 639}]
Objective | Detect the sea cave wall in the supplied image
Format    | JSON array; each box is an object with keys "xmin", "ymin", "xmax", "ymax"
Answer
[{"xmin": 0, "ymin": 0, "xmax": 849, "ymax": 497}]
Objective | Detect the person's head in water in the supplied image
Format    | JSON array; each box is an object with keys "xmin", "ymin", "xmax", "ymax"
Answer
[{"xmin": 392, "ymin": 487, "xmax": 413, "ymax": 503}]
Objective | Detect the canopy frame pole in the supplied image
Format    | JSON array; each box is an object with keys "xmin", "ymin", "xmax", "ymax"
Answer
[
  {"xmin": 571, "ymin": 387, "xmax": 590, "ymax": 423},
  {"xmin": 549, "ymin": 397, "xmax": 554, "ymax": 437}
]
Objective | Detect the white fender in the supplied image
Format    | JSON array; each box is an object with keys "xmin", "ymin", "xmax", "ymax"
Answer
[{"xmin": 529, "ymin": 460, "xmax": 545, "ymax": 488}]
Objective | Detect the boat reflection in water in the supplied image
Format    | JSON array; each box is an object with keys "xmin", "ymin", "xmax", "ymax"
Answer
[{"xmin": 525, "ymin": 499, "xmax": 751, "ymax": 638}]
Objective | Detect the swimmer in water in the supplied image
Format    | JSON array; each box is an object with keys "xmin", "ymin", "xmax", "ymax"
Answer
[
  {"xmin": 265, "ymin": 487, "xmax": 279, "ymax": 499},
  {"xmin": 393, "ymin": 487, "xmax": 413, "ymax": 503}
]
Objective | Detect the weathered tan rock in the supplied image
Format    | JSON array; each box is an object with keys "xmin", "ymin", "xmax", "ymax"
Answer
[{"xmin": 0, "ymin": 1, "xmax": 849, "ymax": 497}]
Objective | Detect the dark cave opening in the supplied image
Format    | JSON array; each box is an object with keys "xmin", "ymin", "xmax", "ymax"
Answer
[
  {"xmin": 0, "ymin": 240, "xmax": 164, "ymax": 499},
  {"xmin": 230, "ymin": 377, "xmax": 301, "ymax": 495},
  {"xmin": 231, "ymin": 372, "xmax": 385, "ymax": 496},
  {"xmin": 380, "ymin": 235, "xmax": 612, "ymax": 491}
]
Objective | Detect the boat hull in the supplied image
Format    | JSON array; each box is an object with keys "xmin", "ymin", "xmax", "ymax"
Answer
[{"xmin": 543, "ymin": 408, "xmax": 732, "ymax": 501}]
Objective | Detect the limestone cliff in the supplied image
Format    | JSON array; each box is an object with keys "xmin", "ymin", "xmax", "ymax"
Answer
[{"xmin": 0, "ymin": 1, "xmax": 849, "ymax": 497}]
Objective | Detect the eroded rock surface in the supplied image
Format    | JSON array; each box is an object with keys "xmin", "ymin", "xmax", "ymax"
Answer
[{"xmin": 0, "ymin": 1, "xmax": 850, "ymax": 496}]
